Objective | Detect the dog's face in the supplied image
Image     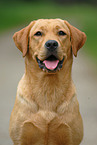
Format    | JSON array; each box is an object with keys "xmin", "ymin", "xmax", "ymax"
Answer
[
  {"xmin": 29, "ymin": 19, "xmax": 71, "ymax": 72},
  {"xmin": 13, "ymin": 19, "xmax": 86, "ymax": 73}
]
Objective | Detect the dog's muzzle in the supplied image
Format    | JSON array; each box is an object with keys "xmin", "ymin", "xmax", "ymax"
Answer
[{"xmin": 36, "ymin": 40, "xmax": 64, "ymax": 73}]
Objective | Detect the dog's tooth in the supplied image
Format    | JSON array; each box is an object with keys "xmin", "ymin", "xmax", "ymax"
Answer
[
  {"xmin": 58, "ymin": 68, "xmax": 60, "ymax": 71},
  {"xmin": 43, "ymin": 68, "xmax": 46, "ymax": 72}
]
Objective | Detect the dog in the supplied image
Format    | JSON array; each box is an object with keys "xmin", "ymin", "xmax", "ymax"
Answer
[{"xmin": 9, "ymin": 19, "xmax": 86, "ymax": 145}]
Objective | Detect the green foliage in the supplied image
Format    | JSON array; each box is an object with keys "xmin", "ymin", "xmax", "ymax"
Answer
[{"xmin": 0, "ymin": 1, "xmax": 97, "ymax": 61}]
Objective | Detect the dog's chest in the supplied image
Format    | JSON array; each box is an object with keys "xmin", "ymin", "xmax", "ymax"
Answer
[
  {"xmin": 34, "ymin": 90, "xmax": 65, "ymax": 112},
  {"xmin": 18, "ymin": 75, "xmax": 66, "ymax": 112}
]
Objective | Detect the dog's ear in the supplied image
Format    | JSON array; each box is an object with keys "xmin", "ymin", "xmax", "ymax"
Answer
[
  {"xmin": 65, "ymin": 21, "xmax": 86, "ymax": 57},
  {"xmin": 13, "ymin": 21, "xmax": 35, "ymax": 57}
]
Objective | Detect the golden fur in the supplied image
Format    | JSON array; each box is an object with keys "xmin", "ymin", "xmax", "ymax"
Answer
[{"xmin": 9, "ymin": 19, "xmax": 86, "ymax": 145}]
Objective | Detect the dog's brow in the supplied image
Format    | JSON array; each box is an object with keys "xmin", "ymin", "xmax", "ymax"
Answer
[
  {"xmin": 55, "ymin": 25, "xmax": 61, "ymax": 29},
  {"xmin": 39, "ymin": 26, "xmax": 47, "ymax": 31}
]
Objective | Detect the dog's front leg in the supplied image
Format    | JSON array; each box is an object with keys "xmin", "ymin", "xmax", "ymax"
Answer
[
  {"xmin": 57, "ymin": 95, "xmax": 83, "ymax": 145},
  {"xmin": 9, "ymin": 94, "xmax": 39, "ymax": 145}
]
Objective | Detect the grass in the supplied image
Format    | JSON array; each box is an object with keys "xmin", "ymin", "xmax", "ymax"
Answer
[{"xmin": 0, "ymin": 1, "xmax": 97, "ymax": 61}]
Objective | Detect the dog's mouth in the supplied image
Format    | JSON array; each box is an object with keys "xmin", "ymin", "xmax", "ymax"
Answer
[{"xmin": 36, "ymin": 55, "xmax": 64, "ymax": 73}]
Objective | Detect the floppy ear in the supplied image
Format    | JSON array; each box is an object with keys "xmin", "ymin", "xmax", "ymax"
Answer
[
  {"xmin": 65, "ymin": 21, "xmax": 86, "ymax": 57},
  {"xmin": 13, "ymin": 21, "xmax": 35, "ymax": 57}
]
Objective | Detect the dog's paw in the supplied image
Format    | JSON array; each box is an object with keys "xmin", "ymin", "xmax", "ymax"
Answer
[
  {"xmin": 20, "ymin": 121, "xmax": 45, "ymax": 145},
  {"xmin": 20, "ymin": 115, "xmax": 72, "ymax": 145}
]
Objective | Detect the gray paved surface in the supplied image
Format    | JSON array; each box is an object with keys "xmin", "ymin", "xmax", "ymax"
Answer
[{"xmin": 0, "ymin": 29, "xmax": 97, "ymax": 145}]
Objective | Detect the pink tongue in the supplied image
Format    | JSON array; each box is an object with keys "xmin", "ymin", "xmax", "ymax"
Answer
[{"xmin": 43, "ymin": 60, "xmax": 59, "ymax": 70}]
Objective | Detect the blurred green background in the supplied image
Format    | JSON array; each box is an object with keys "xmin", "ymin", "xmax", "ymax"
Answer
[{"xmin": 0, "ymin": 0, "xmax": 97, "ymax": 62}]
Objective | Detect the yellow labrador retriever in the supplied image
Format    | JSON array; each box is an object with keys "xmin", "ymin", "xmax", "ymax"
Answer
[{"xmin": 9, "ymin": 19, "xmax": 86, "ymax": 145}]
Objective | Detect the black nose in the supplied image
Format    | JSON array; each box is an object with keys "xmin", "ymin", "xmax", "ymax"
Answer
[{"xmin": 45, "ymin": 40, "xmax": 58, "ymax": 51}]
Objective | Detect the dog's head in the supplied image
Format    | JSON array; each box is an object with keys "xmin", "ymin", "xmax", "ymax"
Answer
[{"xmin": 13, "ymin": 19, "xmax": 86, "ymax": 73}]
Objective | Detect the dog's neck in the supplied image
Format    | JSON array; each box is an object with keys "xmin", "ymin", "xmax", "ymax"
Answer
[{"xmin": 18, "ymin": 56, "xmax": 75, "ymax": 111}]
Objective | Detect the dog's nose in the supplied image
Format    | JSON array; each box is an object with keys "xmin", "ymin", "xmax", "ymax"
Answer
[{"xmin": 45, "ymin": 40, "xmax": 58, "ymax": 51}]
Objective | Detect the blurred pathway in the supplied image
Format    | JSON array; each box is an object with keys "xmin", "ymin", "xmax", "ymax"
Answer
[{"xmin": 0, "ymin": 29, "xmax": 97, "ymax": 145}]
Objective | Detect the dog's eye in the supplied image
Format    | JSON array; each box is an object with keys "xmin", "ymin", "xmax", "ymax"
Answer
[
  {"xmin": 34, "ymin": 31, "xmax": 42, "ymax": 36},
  {"xmin": 58, "ymin": 31, "xmax": 66, "ymax": 36}
]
